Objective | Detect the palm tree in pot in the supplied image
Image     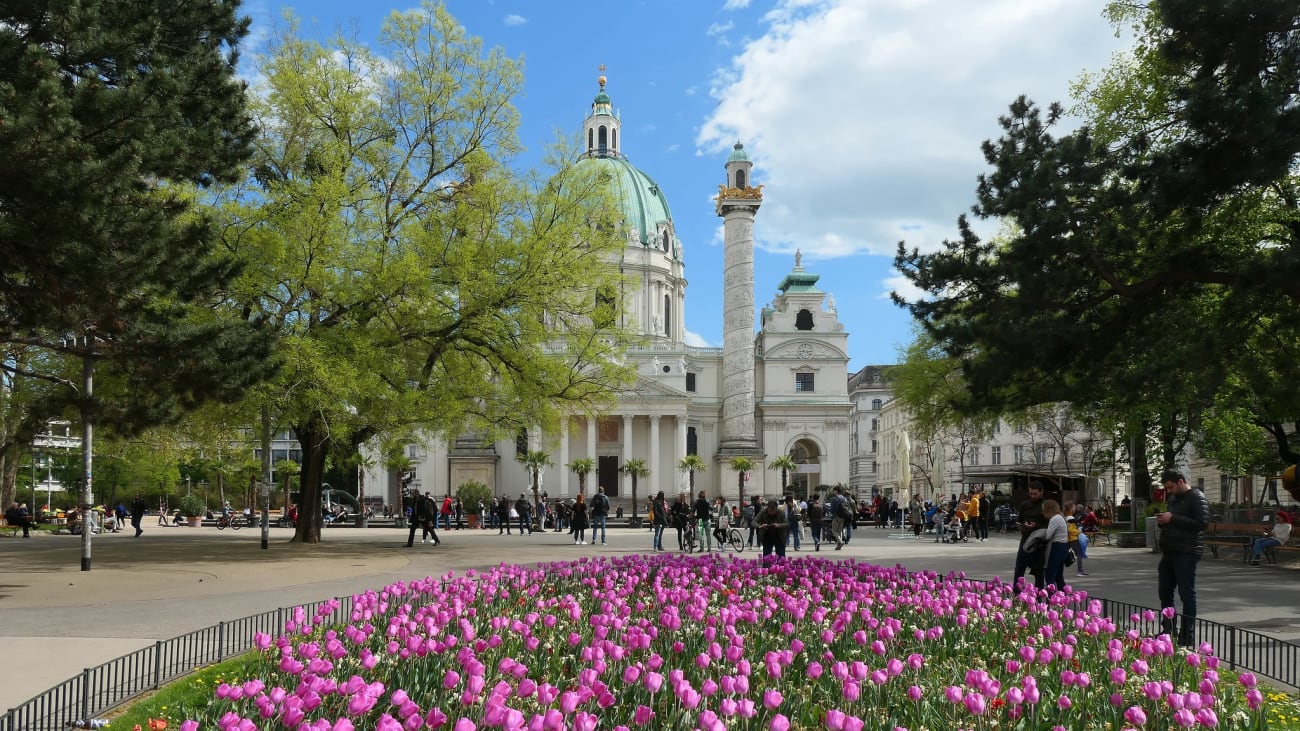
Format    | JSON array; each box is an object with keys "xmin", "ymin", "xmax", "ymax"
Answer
[
  {"xmin": 568, "ymin": 457, "xmax": 595, "ymax": 497},
  {"xmin": 620, "ymin": 458, "xmax": 650, "ymax": 526},
  {"xmin": 768, "ymin": 454, "xmax": 799, "ymax": 498},
  {"xmin": 728, "ymin": 456, "xmax": 755, "ymax": 507}
]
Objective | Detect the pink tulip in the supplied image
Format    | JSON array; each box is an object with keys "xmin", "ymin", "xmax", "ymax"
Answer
[
  {"xmin": 633, "ymin": 705, "xmax": 654, "ymax": 726},
  {"xmin": 769, "ymin": 714, "xmax": 790, "ymax": 731},
  {"xmin": 763, "ymin": 689, "xmax": 783, "ymax": 710}
]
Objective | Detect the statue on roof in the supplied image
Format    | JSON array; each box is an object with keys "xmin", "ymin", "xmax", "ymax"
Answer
[{"xmin": 795, "ymin": 249, "xmax": 802, "ymax": 268}]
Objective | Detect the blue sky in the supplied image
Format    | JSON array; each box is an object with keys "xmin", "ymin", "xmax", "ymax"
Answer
[{"xmin": 237, "ymin": 0, "xmax": 1130, "ymax": 370}]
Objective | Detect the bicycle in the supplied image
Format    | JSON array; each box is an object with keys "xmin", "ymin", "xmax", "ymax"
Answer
[
  {"xmin": 682, "ymin": 520, "xmax": 699, "ymax": 553},
  {"xmin": 215, "ymin": 513, "xmax": 241, "ymax": 530},
  {"xmin": 726, "ymin": 527, "xmax": 745, "ymax": 552}
]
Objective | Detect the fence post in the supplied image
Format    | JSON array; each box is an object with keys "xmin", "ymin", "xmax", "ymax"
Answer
[
  {"xmin": 81, "ymin": 667, "xmax": 91, "ymax": 723},
  {"xmin": 218, "ymin": 621, "xmax": 226, "ymax": 661},
  {"xmin": 1228, "ymin": 625, "xmax": 1237, "ymax": 671},
  {"xmin": 153, "ymin": 640, "xmax": 163, "ymax": 689}
]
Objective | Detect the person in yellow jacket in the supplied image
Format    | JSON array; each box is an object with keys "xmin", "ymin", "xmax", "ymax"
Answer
[
  {"xmin": 1065, "ymin": 502, "xmax": 1088, "ymax": 576},
  {"xmin": 967, "ymin": 489, "xmax": 985, "ymax": 541}
]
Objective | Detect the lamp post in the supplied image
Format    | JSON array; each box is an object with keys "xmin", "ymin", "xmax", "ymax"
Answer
[{"xmin": 185, "ymin": 476, "xmax": 191, "ymax": 497}]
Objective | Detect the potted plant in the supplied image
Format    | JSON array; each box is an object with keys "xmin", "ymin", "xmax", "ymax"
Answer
[
  {"xmin": 456, "ymin": 480, "xmax": 493, "ymax": 529},
  {"xmin": 179, "ymin": 495, "xmax": 207, "ymax": 527}
]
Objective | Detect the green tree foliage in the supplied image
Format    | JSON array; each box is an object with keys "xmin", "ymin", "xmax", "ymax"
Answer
[
  {"xmin": 678, "ymin": 455, "xmax": 707, "ymax": 495},
  {"xmin": 567, "ymin": 458, "xmax": 595, "ymax": 496},
  {"xmin": 218, "ymin": 4, "xmax": 636, "ymax": 543},
  {"xmin": 727, "ymin": 456, "xmax": 754, "ymax": 506},
  {"xmin": 0, "ymin": 0, "xmax": 278, "ymax": 467},
  {"xmin": 893, "ymin": 0, "xmax": 1300, "ymax": 477},
  {"xmin": 768, "ymin": 455, "xmax": 798, "ymax": 495}
]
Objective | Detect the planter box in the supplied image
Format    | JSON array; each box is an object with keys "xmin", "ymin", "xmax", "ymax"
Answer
[
  {"xmin": 1114, "ymin": 532, "xmax": 1146, "ymax": 548},
  {"xmin": 186, "ymin": 516, "xmax": 202, "ymax": 528}
]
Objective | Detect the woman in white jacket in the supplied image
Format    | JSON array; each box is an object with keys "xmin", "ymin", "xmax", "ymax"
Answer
[{"xmin": 1042, "ymin": 500, "xmax": 1070, "ymax": 589}]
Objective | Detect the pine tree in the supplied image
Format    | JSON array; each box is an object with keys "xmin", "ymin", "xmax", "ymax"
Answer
[{"xmin": 0, "ymin": 0, "xmax": 278, "ymax": 447}]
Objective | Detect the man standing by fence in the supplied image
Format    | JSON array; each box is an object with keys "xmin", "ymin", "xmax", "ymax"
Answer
[{"xmin": 1156, "ymin": 468, "xmax": 1209, "ymax": 647}]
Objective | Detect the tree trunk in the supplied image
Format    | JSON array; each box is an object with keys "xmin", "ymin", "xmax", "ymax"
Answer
[
  {"xmin": 631, "ymin": 477, "xmax": 638, "ymax": 520},
  {"xmin": 291, "ymin": 422, "xmax": 330, "ymax": 544},
  {"xmin": 0, "ymin": 449, "xmax": 15, "ymax": 509},
  {"xmin": 737, "ymin": 472, "xmax": 744, "ymax": 509}
]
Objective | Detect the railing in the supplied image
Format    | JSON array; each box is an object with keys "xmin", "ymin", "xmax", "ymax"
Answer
[
  {"xmin": 2, "ymin": 597, "xmax": 356, "ymax": 731},
  {"xmin": 4, "ymin": 577, "xmax": 1296, "ymax": 731}
]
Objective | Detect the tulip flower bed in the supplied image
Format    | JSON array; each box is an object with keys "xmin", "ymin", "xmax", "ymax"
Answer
[{"xmin": 179, "ymin": 554, "xmax": 1283, "ymax": 730}]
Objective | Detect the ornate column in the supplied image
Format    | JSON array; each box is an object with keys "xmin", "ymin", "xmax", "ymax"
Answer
[
  {"xmin": 649, "ymin": 415, "xmax": 661, "ymax": 499},
  {"xmin": 622, "ymin": 415, "xmax": 633, "ymax": 498},
  {"xmin": 715, "ymin": 142, "xmax": 763, "ymax": 458},
  {"xmin": 677, "ymin": 414, "xmax": 688, "ymax": 491},
  {"xmin": 587, "ymin": 417, "xmax": 597, "ymax": 464},
  {"xmin": 559, "ymin": 419, "xmax": 570, "ymax": 497}
]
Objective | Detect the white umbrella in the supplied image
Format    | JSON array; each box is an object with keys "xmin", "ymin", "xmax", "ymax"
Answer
[{"xmin": 898, "ymin": 431, "xmax": 912, "ymax": 494}]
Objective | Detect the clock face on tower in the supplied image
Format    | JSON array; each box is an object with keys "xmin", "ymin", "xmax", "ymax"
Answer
[{"xmin": 798, "ymin": 344, "xmax": 813, "ymax": 360}]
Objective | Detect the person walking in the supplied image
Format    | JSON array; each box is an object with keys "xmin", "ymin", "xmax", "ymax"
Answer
[
  {"xmin": 784, "ymin": 496, "xmax": 802, "ymax": 551},
  {"xmin": 745, "ymin": 495, "xmax": 762, "ymax": 547},
  {"xmin": 712, "ymin": 497, "xmax": 731, "ymax": 551},
  {"xmin": 1156, "ymin": 468, "xmax": 1209, "ymax": 646},
  {"xmin": 909, "ymin": 494, "xmax": 924, "ymax": 538},
  {"xmin": 514, "ymin": 493, "xmax": 532, "ymax": 535},
  {"xmin": 1013, "ymin": 481, "xmax": 1047, "ymax": 589},
  {"xmin": 671, "ymin": 493, "xmax": 691, "ymax": 551},
  {"xmin": 757, "ymin": 500, "xmax": 788, "ymax": 558},
  {"xmin": 828, "ymin": 487, "xmax": 850, "ymax": 550},
  {"xmin": 130, "ymin": 493, "xmax": 147, "ymax": 537},
  {"xmin": 1065, "ymin": 502, "xmax": 1088, "ymax": 576},
  {"xmin": 968, "ymin": 488, "xmax": 985, "ymax": 541},
  {"xmin": 1041, "ymin": 500, "xmax": 1070, "ymax": 589},
  {"xmin": 693, "ymin": 490, "xmax": 713, "ymax": 552},
  {"xmin": 570, "ymin": 493, "xmax": 590, "ymax": 545},
  {"xmin": 651, "ymin": 491, "xmax": 668, "ymax": 551},
  {"xmin": 807, "ymin": 495, "xmax": 825, "ymax": 551},
  {"xmin": 589, "ymin": 486, "xmax": 610, "ymax": 545}
]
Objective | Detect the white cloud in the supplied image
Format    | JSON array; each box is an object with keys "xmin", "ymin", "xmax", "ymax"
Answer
[
  {"xmin": 504, "ymin": 14, "xmax": 527, "ymax": 26},
  {"xmin": 881, "ymin": 272, "xmax": 926, "ymax": 306},
  {"xmin": 684, "ymin": 329, "xmax": 714, "ymax": 348},
  {"xmin": 707, "ymin": 20, "xmax": 735, "ymax": 39},
  {"xmin": 697, "ymin": 0, "xmax": 1129, "ymax": 265},
  {"xmin": 723, "ymin": 0, "xmax": 752, "ymax": 9}
]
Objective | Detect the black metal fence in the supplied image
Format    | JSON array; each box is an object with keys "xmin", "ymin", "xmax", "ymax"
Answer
[
  {"xmin": 2, "ymin": 596, "xmax": 357, "ymax": 731},
  {"xmin": 3, "ymin": 580, "xmax": 1296, "ymax": 731}
]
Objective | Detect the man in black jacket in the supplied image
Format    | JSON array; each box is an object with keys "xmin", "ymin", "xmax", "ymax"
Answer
[
  {"xmin": 1155, "ymin": 469, "xmax": 1210, "ymax": 646},
  {"xmin": 1013, "ymin": 481, "xmax": 1047, "ymax": 589}
]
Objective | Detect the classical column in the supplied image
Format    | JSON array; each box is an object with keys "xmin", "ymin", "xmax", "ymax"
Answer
[
  {"xmin": 587, "ymin": 417, "xmax": 597, "ymax": 463},
  {"xmin": 559, "ymin": 419, "xmax": 570, "ymax": 497},
  {"xmin": 622, "ymin": 415, "xmax": 633, "ymax": 498},
  {"xmin": 715, "ymin": 142, "xmax": 762, "ymax": 457},
  {"xmin": 676, "ymin": 414, "xmax": 688, "ymax": 491},
  {"xmin": 649, "ymin": 415, "xmax": 661, "ymax": 499}
]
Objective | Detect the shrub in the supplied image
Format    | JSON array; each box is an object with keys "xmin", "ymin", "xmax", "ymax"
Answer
[
  {"xmin": 178, "ymin": 494, "xmax": 207, "ymax": 518},
  {"xmin": 455, "ymin": 480, "xmax": 493, "ymax": 514}
]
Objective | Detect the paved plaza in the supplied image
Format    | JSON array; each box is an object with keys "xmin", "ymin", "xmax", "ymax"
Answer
[{"xmin": 1, "ymin": 523, "xmax": 1297, "ymax": 711}]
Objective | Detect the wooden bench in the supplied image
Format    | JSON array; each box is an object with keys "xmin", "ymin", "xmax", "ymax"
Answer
[
  {"xmin": 0, "ymin": 518, "xmax": 21, "ymax": 536},
  {"xmin": 1082, "ymin": 519, "xmax": 1113, "ymax": 546},
  {"xmin": 1205, "ymin": 522, "xmax": 1274, "ymax": 563}
]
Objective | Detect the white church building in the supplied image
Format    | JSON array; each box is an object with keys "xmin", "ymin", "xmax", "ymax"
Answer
[{"xmin": 363, "ymin": 76, "xmax": 853, "ymax": 506}]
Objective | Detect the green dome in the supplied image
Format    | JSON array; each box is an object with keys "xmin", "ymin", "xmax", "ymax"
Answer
[
  {"xmin": 579, "ymin": 155, "xmax": 673, "ymax": 246},
  {"xmin": 594, "ymin": 91, "xmax": 611, "ymax": 106},
  {"xmin": 727, "ymin": 141, "xmax": 749, "ymax": 162}
]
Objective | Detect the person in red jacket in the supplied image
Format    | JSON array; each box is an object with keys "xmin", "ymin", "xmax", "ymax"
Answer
[{"xmin": 440, "ymin": 496, "xmax": 453, "ymax": 530}]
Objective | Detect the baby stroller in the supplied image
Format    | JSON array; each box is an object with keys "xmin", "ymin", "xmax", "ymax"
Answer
[{"xmin": 941, "ymin": 510, "xmax": 966, "ymax": 543}]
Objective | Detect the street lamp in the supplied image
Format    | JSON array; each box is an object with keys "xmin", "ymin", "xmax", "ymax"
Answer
[{"xmin": 185, "ymin": 476, "xmax": 191, "ymax": 497}]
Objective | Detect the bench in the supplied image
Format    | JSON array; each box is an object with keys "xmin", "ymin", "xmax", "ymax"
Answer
[
  {"xmin": 0, "ymin": 518, "xmax": 22, "ymax": 536},
  {"xmin": 1082, "ymin": 519, "xmax": 1113, "ymax": 547},
  {"xmin": 1204, "ymin": 522, "xmax": 1275, "ymax": 563}
]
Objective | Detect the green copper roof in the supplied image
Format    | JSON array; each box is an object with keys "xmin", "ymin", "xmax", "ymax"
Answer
[
  {"xmin": 578, "ymin": 155, "xmax": 673, "ymax": 245},
  {"xmin": 594, "ymin": 91, "xmax": 611, "ymax": 106},
  {"xmin": 778, "ymin": 269, "xmax": 822, "ymax": 294},
  {"xmin": 727, "ymin": 141, "xmax": 749, "ymax": 162}
]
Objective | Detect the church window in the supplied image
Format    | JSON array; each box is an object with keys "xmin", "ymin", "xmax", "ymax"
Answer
[
  {"xmin": 871, "ymin": 418, "xmax": 878, "ymax": 431},
  {"xmin": 871, "ymin": 439, "xmax": 877, "ymax": 454},
  {"xmin": 598, "ymin": 125, "xmax": 608, "ymax": 153},
  {"xmin": 795, "ymin": 309, "xmax": 814, "ymax": 330},
  {"xmin": 612, "ymin": 128, "xmax": 618, "ymax": 152},
  {"xmin": 795, "ymin": 372, "xmax": 815, "ymax": 392},
  {"xmin": 871, "ymin": 398, "xmax": 882, "ymax": 410},
  {"xmin": 587, "ymin": 128, "xmax": 593, "ymax": 151},
  {"xmin": 662, "ymin": 230, "xmax": 670, "ymax": 251},
  {"xmin": 686, "ymin": 372, "xmax": 696, "ymax": 392},
  {"xmin": 687, "ymin": 427, "xmax": 698, "ymax": 455},
  {"xmin": 735, "ymin": 169, "xmax": 746, "ymax": 189},
  {"xmin": 515, "ymin": 429, "xmax": 528, "ymax": 458},
  {"xmin": 663, "ymin": 294, "xmax": 671, "ymax": 334}
]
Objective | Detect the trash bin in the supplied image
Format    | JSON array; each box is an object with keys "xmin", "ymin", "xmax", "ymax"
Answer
[{"xmin": 1145, "ymin": 518, "xmax": 1161, "ymax": 553}]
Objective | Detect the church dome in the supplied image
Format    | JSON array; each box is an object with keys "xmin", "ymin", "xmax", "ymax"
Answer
[{"xmin": 579, "ymin": 155, "xmax": 674, "ymax": 247}]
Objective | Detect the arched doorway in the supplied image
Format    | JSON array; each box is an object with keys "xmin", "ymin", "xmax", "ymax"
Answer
[{"xmin": 790, "ymin": 439, "xmax": 822, "ymax": 499}]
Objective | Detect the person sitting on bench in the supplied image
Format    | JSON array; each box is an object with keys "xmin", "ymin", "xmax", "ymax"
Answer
[
  {"xmin": 1250, "ymin": 512, "xmax": 1293, "ymax": 566},
  {"xmin": 5, "ymin": 501, "xmax": 33, "ymax": 537}
]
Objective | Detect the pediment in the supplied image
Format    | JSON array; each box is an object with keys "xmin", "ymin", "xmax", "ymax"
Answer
[{"xmin": 621, "ymin": 376, "xmax": 689, "ymax": 399}]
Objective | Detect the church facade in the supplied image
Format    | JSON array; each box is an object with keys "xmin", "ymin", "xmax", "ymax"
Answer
[{"xmin": 363, "ymin": 77, "xmax": 852, "ymax": 505}]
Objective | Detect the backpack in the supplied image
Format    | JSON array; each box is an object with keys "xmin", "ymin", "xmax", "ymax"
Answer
[
  {"xmin": 594, "ymin": 493, "xmax": 609, "ymax": 515},
  {"xmin": 741, "ymin": 504, "xmax": 755, "ymax": 526},
  {"xmin": 839, "ymin": 497, "xmax": 856, "ymax": 522}
]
